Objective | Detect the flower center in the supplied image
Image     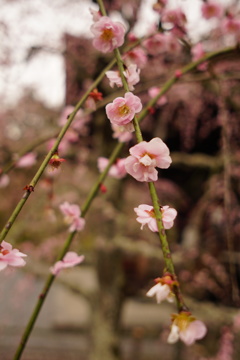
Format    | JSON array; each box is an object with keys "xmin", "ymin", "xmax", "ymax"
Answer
[
  {"xmin": 118, "ymin": 104, "xmax": 130, "ymax": 116},
  {"xmin": 207, "ymin": 6, "xmax": 217, "ymax": 16},
  {"xmin": 146, "ymin": 209, "xmax": 155, "ymax": 218},
  {"xmin": 1, "ymin": 249, "xmax": 9, "ymax": 256},
  {"xmin": 139, "ymin": 154, "xmax": 153, "ymax": 166},
  {"xmin": 101, "ymin": 28, "xmax": 114, "ymax": 42},
  {"xmin": 173, "ymin": 312, "xmax": 195, "ymax": 331}
]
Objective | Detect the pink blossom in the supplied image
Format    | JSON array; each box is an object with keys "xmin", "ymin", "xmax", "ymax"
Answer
[
  {"xmin": 124, "ymin": 64, "xmax": 140, "ymax": 91},
  {"xmin": 111, "ymin": 124, "xmax": 133, "ymax": 142},
  {"xmin": 147, "ymin": 283, "xmax": 174, "ymax": 303},
  {"xmin": 89, "ymin": 8, "xmax": 101, "ymax": 22},
  {"xmin": 124, "ymin": 138, "xmax": 172, "ymax": 182},
  {"xmin": 106, "ymin": 92, "xmax": 142, "ymax": 126},
  {"xmin": 134, "ymin": 204, "xmax": 177, "ymax": 231},
  {"xmin": 16, "ymin": 153, "xmax": 37, "ymax": 168},
  {"xmin": 165, "ymin": 33, "xmax": 181, "ymax": 53},
  {"xmin": 161, "ymin": 8, "xmax": 187, "ymax": 37},
  {"xmin": 222, "ymin": 16, "xmax": 240, "ymax": 35},
  {"xmin": 201, "ymin": 2, "xmax": 224, "ymax": 20},
  {"xmin": 98, "ymin": 157, "xmax": 127, "ymax": 179},
  {"xmin": 59, "ymin": 202, "xmax": 85, "ymax": 232},
  {"xmin": 148, "ymin": 87, "xmax": 167, "ymax": 107},
  {"xmin": 50, "ymin": 251, "xmax": 85, "ymax": 276},
  {"xmin": 191, "ymin": 43, "xmax": 208, "ymax": 71},
  {"xmin": 143, "ymin": 33, "xmax": 167, "ymax": 55},
  {"xmin": 0, "ymin": 174, "xmax": 10, "ymax": 188},
  {"xmin": 0, "ymin": 240, "xmax": 27, "ymax": 271},
  {"xmin": 105, "ymin": 70, "xmax": 122, "ymax": 88},
  {"xmin": 122, "ymin": 47, "xmax": 147, "ymax": 69},
  {"xmin": 127, "ymin": 32, "xmax": 138, "ymax": 42},
  {"xmin": 106, "ymin": 65, "xmax": 140, "ymax": 91},
  {"xmin": 91, "ymin": 16, "xmax": 125, "ymax": 53},
  {"xmin": 168, "ymin": 312, "xmax": 207, "ymax": 346}
]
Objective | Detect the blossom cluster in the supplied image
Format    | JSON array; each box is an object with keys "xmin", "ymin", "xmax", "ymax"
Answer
[{"xmin": 90, "ymin": 7, "xmax": 208, "ymax": 347}]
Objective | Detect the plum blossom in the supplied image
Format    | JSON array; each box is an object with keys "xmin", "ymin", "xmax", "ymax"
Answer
[
  {"xmin": 111, "ymin": 124, "xmax": 133, "ymax": 142},
  {"xmin": 0, "ymin": 240, "xmax": 27, "ymax": 271},
  {"xmin": 148, "ymin": 87, "xmax": 167, "ymax": 107},
  {"xmin": 146, "ymin": 275, "xmax": 176, "ymax": 303},
  {"xmin": 59, "ymin": 202, "xmax": 85, "ymax": 232},
  {"xmin": 134, "ymin": 204, "xmax": 177, "ymax": 231},
  {"xmin": 161, "ymin": 8, "xmax": 187, "ymax": 37},
  {"xmin": 90, "ymin": 8, "xmax": 101, "ymax": 22},
  {"xmin": 122, "ymin": 47, "xmax": 147, "ymax": 69},
  {"xmin": 124, "ymin": 138, "xmax": 172, "ymax": 182},
  {"xmin": 49, "ymin": 153, "xmax": 66, "ymax": 170},
  {"xmin": 50, "ymin": 251, "xmax": 85, "ymax": 276},
  {"xmin": 105, "ymin": 70, "xmax": 122, "ymax": 88},
  {"xmin": 124, "ymin": 64, "xmax": 140, "ymax": 91},
  {"xmin": 191, "ymin": 43, "xmax": 208, "ymax": 71},
  {"xmin": 165, "ymin": 33, "xmax": 181, "ymax": 54},
  {"xmin": 147, "ymin": 283, "xmax": 173, "ymax": 303},
  {"xmin": 91, "ymin": 16, "xmax": 125, "ymax": 53},
  {"xmin": 143, "ymin": 33, "xmax": 167, "ymax": 55},
  {"xmin": 86, "ymin": 88, "xmax": 103, "ymax": 110},
  {"xmin": 222, "ymin": 16, "xmax": 240, "ymax": 35},
  {"xmin": 168, "ymin": 312, "xmax": 207, "ymax": 346},
  {"xmin": 98, "ymin": 157, "xmax": 127, "ymax": 179},
  {"xmin": 106, "ymin": 92, "xmax": 142, "ymax": 127},
  {"xmin": 201, "ymin": 1, "xmax": 224, "ymax": 20},
  {"xmin": 106, "ymin": 65, "xmax": 140, "ymax": 91},
  {"xmin": 16, "ymin": 153, "xmax": 37, "ymax": 168}
]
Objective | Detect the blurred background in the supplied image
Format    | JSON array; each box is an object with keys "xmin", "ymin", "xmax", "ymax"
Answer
[{"xmin": 0, "ymin": 0, "xmax": 240, "ymax": 359}]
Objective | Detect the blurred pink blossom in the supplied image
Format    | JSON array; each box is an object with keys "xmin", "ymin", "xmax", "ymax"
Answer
[
  {"xmin": 134, "ymin": 204, "xmax": 177, "ymax": 231},
  {"xmin": 105, "ymin": 70, "xmax": 122, "ymax": 88},
  {"xmin": 124, "ymin": 64, "xmax": 140, "ymax": 90},
  {"xmin": 0, "ymin": 240, "xmax": 27, "ymax": 271},
  {"xmin": 89, "ymin": 8, "xmax": 101, "ymax": 22},
  {"xmin": 191, "ymin": 43, "xmax": 208, "ymax": 71},
  {"xmin": 59, "ymin": 202, "xmax": 85, "ymax": 232},
  {"xmin": 91, "ymin": 16, "xmax": 125, "ymax": 53},
  {"xmin": 16, "ymin": 153, "xmax": 37, "ymax": 168},
  {"xmin": 168, "ymin": 313, "xmax": 207, "ymax": 346},
  {"xmin": 106, "ymin": 65, "xmax": 140, "ymax": 91},
  {"xmin": 58, "ymin": 107, "xmax": 90, "ymax": 136},
  {"xmin": 50, "ymin": 251, "xmax": 85, "ymax": 276},
  {"xmin": 58, "ymin": 105, "xmax": 75, "ymax": 126},
  {"xmin": 98, "ymin": 157, "xmax": 127, "ymax": 179},
  {"xmin": 122, "ymin": 47, "xmax": 147, "ymax": 69},
  {"xmin": 111, "ymin": 124, "xmax": 133, "ymax": 142},
  {"xmin": 165, "ymin": 33, "xmax": 181, "ymax": 53},
  {"xmin": 143, "ymin": 33, "xmax": 167, "ymax": 55},
  {"xmin": 201, "ymin": 1, "xmax": 224, "ymax": 20},
  {"xmin": 222, "ymin": 16, "xmax": 240, "ymax": 35},
  {"xmin": 106, "ymin": 92, "xmax": 142, "ymax": 126},
  {"xmin": 0, "ymin": 174, "xmax": 10, "ymax": 188},
  {"xmin": 124, "ymin": 138, "xmax": 172, "ymax": 182},
  {"xmin": 148, "ymin": 87, "xmax": 167, "ymax": 107},
  {"xmin": 161, "ymin": 8, "xmax": 187, "ymax": 37}
]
